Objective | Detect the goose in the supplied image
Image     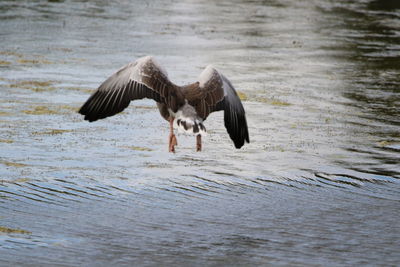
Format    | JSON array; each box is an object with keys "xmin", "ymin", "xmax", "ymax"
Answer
[{"xmin": 78, "ymin": 56, "xmax": 249, "ymax": 152}]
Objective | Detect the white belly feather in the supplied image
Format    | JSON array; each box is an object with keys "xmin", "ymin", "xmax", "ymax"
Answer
[{"xmin": 169, "ymin": 103, "xmax": 206, "ymax": 136}]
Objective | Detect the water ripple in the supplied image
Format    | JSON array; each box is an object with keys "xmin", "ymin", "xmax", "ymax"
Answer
[{"xmin": 1, "ymin": 0, "xmax": 399, "ymax": 265}]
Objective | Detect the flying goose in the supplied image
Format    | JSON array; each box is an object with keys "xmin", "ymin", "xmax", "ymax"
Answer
[{"xmin": 79, "ymin": 56, "xmax": 249, "ymax": 152}]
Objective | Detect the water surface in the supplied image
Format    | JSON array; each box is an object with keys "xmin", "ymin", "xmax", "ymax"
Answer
[{"xmin": 1, "ymin": 0, "xmax": 399, "ymax": 266}]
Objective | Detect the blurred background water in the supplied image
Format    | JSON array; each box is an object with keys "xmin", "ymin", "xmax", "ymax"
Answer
[{"xmin": 0, "ymin": 0, "xmax": 399, "ymax": 265}]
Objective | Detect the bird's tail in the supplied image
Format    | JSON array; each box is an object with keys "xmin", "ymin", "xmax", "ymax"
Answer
[{"xmin": 174, "ymin": 117, "xmax": 206, "ymax": 136}]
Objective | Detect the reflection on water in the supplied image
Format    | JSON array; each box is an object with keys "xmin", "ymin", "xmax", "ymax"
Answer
[{"xmin": 1, "ymin": 0, "xmax": 399, "ymax": 265}]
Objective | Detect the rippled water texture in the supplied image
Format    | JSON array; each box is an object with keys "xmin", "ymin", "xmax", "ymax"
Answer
[{"xmin": 1, "ymin": 0, "xmax": 399, "ymax": 265}]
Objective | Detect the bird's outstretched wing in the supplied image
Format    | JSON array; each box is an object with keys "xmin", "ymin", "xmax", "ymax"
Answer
[
  {"xmin": 183, "ymin": 66, "xmax": 250, "ymax": 148},
  {"xmin": 79, "ymin": 56, "xmax": 178, "ymax": 122}
]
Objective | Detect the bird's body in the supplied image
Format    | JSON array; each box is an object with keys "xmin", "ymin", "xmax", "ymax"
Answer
[{"xmin": 79, "ymin": 56, "xmax": 249, "ymax": 152}]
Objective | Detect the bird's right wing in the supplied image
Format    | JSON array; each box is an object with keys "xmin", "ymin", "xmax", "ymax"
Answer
[{"xmin": 79, "ymin": 56, "xmax": 176, "ymax": 122}]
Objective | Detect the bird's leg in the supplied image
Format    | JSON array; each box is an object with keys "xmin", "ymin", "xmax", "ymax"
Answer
[
  {"xmin": 196, "ymin": 134, "xmax": 202, "ymax": 152},
  {"xmin": 169, "ymin": 117, "xmax": 177, "ymax": 152}
]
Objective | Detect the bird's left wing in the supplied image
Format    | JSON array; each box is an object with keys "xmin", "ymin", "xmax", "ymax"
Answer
[
  {"xmin": 79, "ymin": 56, "xmax": 177, "ymax": 122},
  {"xmin": 183, "ymin": 66, "xmax": 249, "ymax": 148}
]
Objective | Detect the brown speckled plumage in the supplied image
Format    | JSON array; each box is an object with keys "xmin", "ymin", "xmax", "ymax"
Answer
[{"xmin": 79, "ymin": 56, "xmax": 249, "ymax": 149}]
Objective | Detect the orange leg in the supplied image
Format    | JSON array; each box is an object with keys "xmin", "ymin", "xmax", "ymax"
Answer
[
  {"xmin": 169, "ymin": 118, "xmax": 177, "ymax": 153},
  {"xmin": 196, "ymin": 134, "xmax": 202, "ymax": 152}
]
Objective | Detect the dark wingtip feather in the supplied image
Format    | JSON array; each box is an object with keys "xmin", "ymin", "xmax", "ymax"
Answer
[
  {"xmin": 224, "ymin": 104, "xmax": 249, "ymax": 149},
  {"xmin": 78, "ymin": 83, "xmax": 132, "ymax": 122}
]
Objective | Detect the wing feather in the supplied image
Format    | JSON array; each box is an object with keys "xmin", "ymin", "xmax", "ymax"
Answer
[
  {"xmin": 183, "ymin": 66, "xmax": 249, "ymax": 148},
  {"xmin": 79, "ymin": 56, "xmax": 175, "ymax": 122},
  {"xmin": 220, "ymin": 74, "xmax": 250, "ymax": 148}
]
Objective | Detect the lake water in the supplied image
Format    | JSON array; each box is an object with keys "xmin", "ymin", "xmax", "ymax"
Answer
[{"xmin": 1, "ymin": 0, "xmax": 399, "ymax": 266}]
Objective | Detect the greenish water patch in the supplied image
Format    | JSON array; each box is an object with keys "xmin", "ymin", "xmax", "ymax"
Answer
[
  {"xmin": 0, "ymin": 51, "xmax": 24, "ymax": 58},
  {"xmin": 237, "ymin": 91, "xmax": 248, "ymax": 101},
  {"xmin": 255, "ymin": 97, "xmax": 291, "ymax": 106},
  {"xmin": 377, "ymin": 140, "xmax": 395, "ymax": 147},
  {"xmin": 52, "ymin": 47, "xmax": 73, "ymax": 52},
  {"xmin": 0, "ymin": 139, "xmax": 13, "ymax": 143},
  {"xmin": 23, "ymin": 106, "xmax": 59, "ymax": 115},
  {"xmin": 32, "ymin": 129, "xmax": 73, "ymax": 135},
  {"xmin": 0, "ymin": 226, "xmax": 31, "ymax": 235},
  {"xmin": 17, "ymin": 58, "xmax": 53, "ymax": 65},
  {"xmin": 70, "ymin": 57, "xmax": 87, "ymax": 62},
  {"xmin": 0, "ymin": 60, "xmax": 11, "ymax": 65},
  {"xmin": 132, "ymin": 105, "xmax": 158, "ymax": 110},
  {"xmin": 0, "ymin": 50, "xmax": 53, "ymax": 65},
  {"xmin": 58, "ymin": 104, "xmax": 79, "ymax": 112},
  {"xmin": 64, "ymin": 86, "xmax": 93, "ymax": 94},
  {"xmin": 9, "ymin": 80, "xmax": 56, "ymax": 92},
  {"xmin": 121, "ymin": 145, "xmax": 153, "ymax": 151},
  {"xmin": 264, "ymin": 145, "xmax": 286, "ymax": 152},
  {"xmin": 0, "ymin": 178, "xmax": 30, "ymax": 184},
  {"xmin": 145, "ymin": 162, "xmax": 171, "ymax": 168},
  {"xmin": 0, "ymin": 160, "xmax": 28, "ymax": 168},
  {"xmin": 377, "ymin": 140, "xmax": 400, "ymax": 150},
  {"xmin": 237, "ymin": 91, "xmax": 290, "ymax": 106},
  {"xmin": 22, "ymin": 104, "xmax": 80, "ymax": 115},
  {"xmin": 22, "ymin": 105, "xmax": 78, "ymax": 115}
]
